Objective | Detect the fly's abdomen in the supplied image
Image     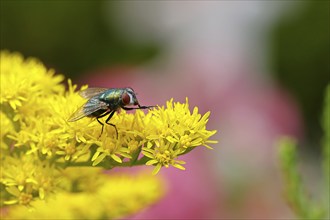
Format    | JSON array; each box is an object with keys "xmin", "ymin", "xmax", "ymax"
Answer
[{"xmin": 87, "ymin": 109, "xmax": 106, "ymax": 118}]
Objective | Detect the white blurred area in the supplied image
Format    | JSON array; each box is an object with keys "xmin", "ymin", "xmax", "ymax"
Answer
[
  {"xmin": 100, "ymin": 1, "xmax": 304, "ymax": 218},
  {"xmin": 107, "ymin": 1, "xmax": 293, "ymax": 77}
]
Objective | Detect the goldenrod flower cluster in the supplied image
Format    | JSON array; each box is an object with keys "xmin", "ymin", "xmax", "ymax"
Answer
[
  {"xmin": 2, "ymin": 167, "xmax": 164, "ymax": 219},
  {"xmin": 0, "ymin": 51, "xmax": 217, "ymax": 218}
]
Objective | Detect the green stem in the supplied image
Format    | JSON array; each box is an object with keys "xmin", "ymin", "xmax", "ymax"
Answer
[
  {"xmin": 130, "ymin": 147, "xmax": 142, "ymax": 165},
  {"xmin": 131, "ymin": 156, "xmax": 149, "ymax": 166},
  {"xmin": 55, "ymin": 155, "xmax": 150, "ymax": 169}
]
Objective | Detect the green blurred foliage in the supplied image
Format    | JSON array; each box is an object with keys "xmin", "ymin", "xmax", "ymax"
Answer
[
  {"xmin": 322, "ymin": 85, "xmax": 330, "ymax": 213},
  {"xmin": 0, "ymin": 1, "xmax": 160, "ymax": 78},
  {"xmin": 270, "ymin": 1, "xmax": 330, "ymax": 144},
  {"xmin": 278, "ymin": 85, "xmax": 330, "ymax": 219}
]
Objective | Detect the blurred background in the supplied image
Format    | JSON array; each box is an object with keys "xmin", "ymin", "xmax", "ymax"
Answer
[{"xmin": 1, "ymin": 1, "xmax": 329, "ymax": 219}]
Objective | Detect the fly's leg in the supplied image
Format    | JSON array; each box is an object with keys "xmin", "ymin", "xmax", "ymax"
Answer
[
  {"xmin": 105, "ymin": 110, "xmax": 118, "ymax": 139},
  {"xmin": 122, "ymin": 105, "xmax": 155, "ymax": 111},
  {"xmin": 96, "ymin": 112, "xmax": 108, "ymax": 137},
  {"xmin": 96, "ymin": 110, "xmax": 118, "ymax": 138},
  {"xmin": 96, "ymin": 110, "xmax": 111, "ymax": 137}
]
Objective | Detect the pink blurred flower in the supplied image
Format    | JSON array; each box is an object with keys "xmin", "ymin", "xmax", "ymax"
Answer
[{"xmin": 78, "ymin": 54, "xmax": 301, "ymax": 218}]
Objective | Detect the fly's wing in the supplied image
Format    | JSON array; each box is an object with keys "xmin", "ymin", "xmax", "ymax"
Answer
[
  {"xmin": 67, "ymin": 98, "xmax": 108, "ymax": 122},
  {"xmin": 79, "ymin": 87, "xmax": 109, "ymax": 99}
]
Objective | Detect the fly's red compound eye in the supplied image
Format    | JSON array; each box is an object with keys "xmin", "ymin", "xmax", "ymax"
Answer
[{"xmin": 122, "ymin": 92, "xmax": 131, "ymax": 105}]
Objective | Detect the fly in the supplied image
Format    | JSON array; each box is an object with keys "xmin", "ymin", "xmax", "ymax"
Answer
[{"xmin": 68, "ymin": 87, "xmax": 154, "ymax": 138}]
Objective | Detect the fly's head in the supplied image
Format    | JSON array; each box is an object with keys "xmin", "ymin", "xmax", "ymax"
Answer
[{"xmin": 121, "ymin": 87, "xmax": 140, "ymax": 107}]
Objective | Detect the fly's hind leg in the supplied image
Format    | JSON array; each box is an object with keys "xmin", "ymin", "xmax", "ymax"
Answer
[
  {"xmin": 96, "ymin": 110, "xmax": 112, "ymax": 137},
  {"xmin": 105, "ymin": 110, "xmax": 118, "ymax": 139},
  {"xmin": 96, "ymin": 116, "xmax": 106, "ymax": 137}
]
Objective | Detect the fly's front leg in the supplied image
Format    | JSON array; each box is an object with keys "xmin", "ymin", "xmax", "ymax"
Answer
[{"xmin": 122, "ymin": 105, "xmax": 155, "ymax": 110}]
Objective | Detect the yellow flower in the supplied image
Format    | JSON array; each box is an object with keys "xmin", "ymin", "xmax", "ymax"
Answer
[
  {"xmin": 2, "ymin": 168, "xmax": 165, "ymax": 220},
  {"xmin": 140, "ymin": 99, "xmax": 217, "ymax": 174},
  {"xmin": 86, "ymin": 99, "xmax": 217, "ymax": 174},
  {"xmin": 0, "ymin": 50, "xmax": 217, "ymax": 216},
  {"xmin": 0, "ymin": 154, "xmax": 59, "ymax": 205},
  {"xmin": 0, "ymin": 51, "xmax": 64, "ymax": 112},
  {"xmin": 143, "ymin": 139, "xmax": 187, "ymax": 175}
]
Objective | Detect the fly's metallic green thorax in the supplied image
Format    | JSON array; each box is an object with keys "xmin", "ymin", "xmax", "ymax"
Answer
[
  {"xmin": 98, "ymin": 89, "xmax": 124, "ymax": 110},
  {"xmin": 68, "ymin": 87, "xmax": 154, "ymax": 138}
]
